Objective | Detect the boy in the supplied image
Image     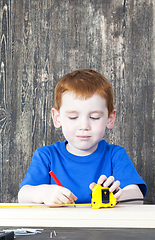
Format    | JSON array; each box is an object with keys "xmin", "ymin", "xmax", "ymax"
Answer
[{"xmin": 18, "ymin": 69, "xmax": 147, "ymax": 205}]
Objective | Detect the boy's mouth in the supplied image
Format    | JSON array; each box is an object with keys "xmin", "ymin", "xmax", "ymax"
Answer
[{"xmin": 76, "ymin": 136, "xmax": 91, "ymax": 140}]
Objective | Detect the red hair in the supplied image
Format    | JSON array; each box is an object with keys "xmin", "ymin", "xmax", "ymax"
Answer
[{"xmin": 54, "ymin": 69, "xmax": 114, "ymax": 116}]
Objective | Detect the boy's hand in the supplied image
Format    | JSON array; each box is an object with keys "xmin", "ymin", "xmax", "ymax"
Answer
[
  {"xmin": 41, "ymin": 185, "xmax": 78, "ymax": 205},
  {"xmin": 18, "ymin": 184, "xmax": 78, "ymax": 205},
  {"xmin": 89, "ymin": 175, "xmax": 123, "ymax": 200}
]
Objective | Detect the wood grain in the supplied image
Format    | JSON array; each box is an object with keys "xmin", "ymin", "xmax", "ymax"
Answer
[{"xmin": 0, "ymin": 0, "xmax": 154, "ymax": 203}]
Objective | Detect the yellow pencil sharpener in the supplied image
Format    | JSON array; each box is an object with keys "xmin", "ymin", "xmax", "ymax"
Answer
[{"xmin": 91, "ymin": 184, "xmax": 117, "ymax": 209}]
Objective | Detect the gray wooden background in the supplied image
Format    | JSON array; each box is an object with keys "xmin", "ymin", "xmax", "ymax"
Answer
[{"xmin": 0, "ymin": 0, "xmax": 154, "ymax": 203}]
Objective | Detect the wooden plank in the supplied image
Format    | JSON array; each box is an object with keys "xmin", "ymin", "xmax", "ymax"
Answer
[{"xmin": 0, "ymin": 204, "xmax": 155, "ymax": 228}]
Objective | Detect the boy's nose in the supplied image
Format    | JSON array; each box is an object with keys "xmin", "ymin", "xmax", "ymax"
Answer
[{"xmin": 79, "ymin": 118, "xmax": 91, "ymax": 131}]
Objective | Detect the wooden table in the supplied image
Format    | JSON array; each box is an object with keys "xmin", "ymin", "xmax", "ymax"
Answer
[{"xmin": 0, "ymin": 203, "xmax": 154, "ymax": 228}]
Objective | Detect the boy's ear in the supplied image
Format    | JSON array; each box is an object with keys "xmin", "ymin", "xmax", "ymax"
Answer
[
  {"xmin": 106, "ymin": 109, "xmax": 116, "ymax": 129},
  {"xmin": 52, "ymin": 108, "xmax": 61, "ymax": 128}
]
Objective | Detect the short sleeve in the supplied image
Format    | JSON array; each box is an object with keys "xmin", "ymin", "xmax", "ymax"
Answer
[
  {"xmin": 20, "ymin": 147, "xmax": 51, "ymax": 188},
  {"xmin": 111, "ymin": 146, "xmax": 148, "ymax": 197}
]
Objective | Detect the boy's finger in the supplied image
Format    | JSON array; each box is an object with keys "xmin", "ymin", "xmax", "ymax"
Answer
[
  {"xmin": 57, "ymin": 192, "xmax": 77, "ymax": 204},
  {"xmin": 59, "ymin": 194, "xmax": 74, "ymax": 204},
  {"xmin": 72, "ymin": 193, "xmax": 78, "ymax": 201},
  {"xmin": 114, "ymin": 188, "xmax": 123, "ymax": 199},
  {"xmin": 60, "ymin": 187, "xmax": 77, "ymax": 203},
  {"xmin": 89, "ymin": 182, "xmax": 96, "ymax": 190},
  {"xmin": 97, "ymin": 175, "xmax": 107, "ymax": 185},
  {"xmin": 109, "ymin": 180, "xmax": 120, "ymax": 192},
  {"xmin": 103, "ymin": 176, "xmax": 114, "ymax": 187},
  {"xmin": 65, "ymin": 191, "xmax": 77, "ymax": 202}
]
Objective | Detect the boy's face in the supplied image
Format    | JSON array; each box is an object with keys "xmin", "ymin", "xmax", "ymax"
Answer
[{"xmin": 52, "ymin": 92, "xmax": 116, "ymax": 156}]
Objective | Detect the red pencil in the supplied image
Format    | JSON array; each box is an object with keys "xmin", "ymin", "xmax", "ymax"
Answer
[{"xmin": 49, "ymin": 170, "xmax": 64, "ymax": 187}]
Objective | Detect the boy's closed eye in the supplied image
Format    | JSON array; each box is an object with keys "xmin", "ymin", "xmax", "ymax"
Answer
[
  {"xmin": 68, "ymin": 116, "xmax": 78, "ymax": 120},
  {"xmin": 90, "ymin": 112, "xmax": 103, "ymax": 120},
  {"xmin": 90, "ymin": 116, "xmax": 101, "ymax": 120},
  {"xmin": 68, "ymin": 116, "xmax": 101, "ymax": 120},
  {"xmin": 66, "ymin": 111, "xmax": 78, "ymax": 120}
]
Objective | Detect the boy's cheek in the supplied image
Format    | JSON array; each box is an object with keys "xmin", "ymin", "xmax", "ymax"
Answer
[{"xmin": 61, "ymin": 123, "xmax": 74, "ymax": 135}]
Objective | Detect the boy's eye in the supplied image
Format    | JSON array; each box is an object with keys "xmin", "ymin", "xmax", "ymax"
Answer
[
  {"xmin": 90, "ymin": 117, "xmax": 100, "ymax": 120},
  {"xmin": 68, "ymin": 116, "xmax": 78, "ymax": 120}
]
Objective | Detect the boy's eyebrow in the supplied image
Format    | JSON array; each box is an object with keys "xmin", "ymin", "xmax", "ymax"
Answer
[
  {"xmin": 65, "ymin": 110, "xmax": 104, "ymax": 114},
  {"xmin": 66, "ymin": 111, "xmax": 78, "ymax": 113},
  {"xmin": 90, "ymin": 111, "xmax": 104, "ymax": 114}
]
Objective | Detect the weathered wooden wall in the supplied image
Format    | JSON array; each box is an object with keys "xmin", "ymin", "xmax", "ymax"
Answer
[{"xmin": 0, "ymin": 0, "xmax": 154, "ymax": 203}]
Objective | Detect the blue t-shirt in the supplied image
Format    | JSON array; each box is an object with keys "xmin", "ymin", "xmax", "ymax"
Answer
[{"xmin": 20, "ymin": 140, "xmax": 147, "ymax": 203}]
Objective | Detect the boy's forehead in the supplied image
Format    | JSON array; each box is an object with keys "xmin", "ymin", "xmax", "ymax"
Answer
[
  {"xmin": 61, "ymin": 91, "xmax": 87, "ymax": 100},
  {"xmin": 61, "ymin": 91, "xmax": 107, "ymax": 109},
  {"xmin": 61, "ymin": 91, "xmax": 105, "ymax": 101}
]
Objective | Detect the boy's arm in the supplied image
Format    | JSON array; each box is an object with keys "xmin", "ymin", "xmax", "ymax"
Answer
[
  {"xmin": 18, "ymin": 184, "xmax": 77, "ymax": 205},
  {"xmin": 117, "ymin": 184, "xmax": 143, "ymax": 203}
]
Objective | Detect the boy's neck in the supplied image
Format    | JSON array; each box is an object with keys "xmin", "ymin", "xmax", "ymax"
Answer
[{"xmin": 65, "ymin": 142, "xmax": 98, "ymax": 156}]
